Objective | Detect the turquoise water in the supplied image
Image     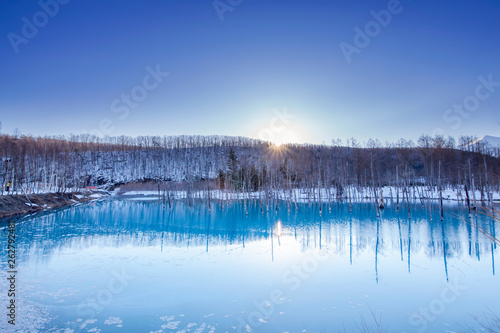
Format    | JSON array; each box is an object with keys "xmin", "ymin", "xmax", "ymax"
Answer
[{"xmin": 1, "ymin": 198, "xmax": 498, "ymax": 332}]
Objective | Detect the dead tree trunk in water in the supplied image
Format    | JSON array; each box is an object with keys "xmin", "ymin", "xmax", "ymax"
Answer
[
  {"xmin": 405, "ymin": 182, "xmax": 411, "ymax": 220},
  {"xmin": 405, "ymin": 165, "xmax": 411, "ymax": 219},
  {"xmin": 464, "ymin": 183, "xmax": 471, "ymax": 218},
  {"xmin": 207, "ymin": 181, "xmax": 211, "ymax": 213},
  {"xmin": 439, "ymin": 161, "xmax": 444, "ymax": 221},
  {"xmin": 484, "ymin": 157, "xmax": 492, "ymax": 205},
  {"xmin": 396, "ymin": 165, "xmax": 399, "ymax": 213},
  {"xmin": 371, "ymin": 159, "xmax": 379, "ymax": 217}
]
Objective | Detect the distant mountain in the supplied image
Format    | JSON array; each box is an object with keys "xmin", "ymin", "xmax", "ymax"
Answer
[{"xmin": 471, "ymin": 135, "xmax": 500, "ymax": 148}]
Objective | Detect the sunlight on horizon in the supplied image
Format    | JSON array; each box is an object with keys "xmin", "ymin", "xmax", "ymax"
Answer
[{"xmin": 251, "ymin": 123, "xmax": 306, "ymax": 146}]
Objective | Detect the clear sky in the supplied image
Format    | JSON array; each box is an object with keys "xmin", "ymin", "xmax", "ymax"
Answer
[{"xmin": 1, "ymin": 0, "xmax": 499, "ymax": 145}]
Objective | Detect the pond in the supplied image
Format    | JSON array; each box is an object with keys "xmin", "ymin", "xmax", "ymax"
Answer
[{"xmin": 0, "ymin": 198, "xmax": 498, "ymax": 333}]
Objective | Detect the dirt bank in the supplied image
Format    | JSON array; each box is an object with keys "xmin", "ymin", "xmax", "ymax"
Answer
[{"xmin": 0, "ymin": 192, "xmax": 106, "ymax": 220}]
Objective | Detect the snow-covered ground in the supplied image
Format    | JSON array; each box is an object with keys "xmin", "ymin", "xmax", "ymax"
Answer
[
  {"xmin": 115, "ymin": 186, "xmax": 500, "ymax": 203},
  {"xmin": 3, "ymin": 182, "xmax": 498, "ymax": 205},
  {"xmin": 470, "ymin": 135, "xmax": 500, "ymax": 149},
  {"xmin": 0, "ymin": 183, "xmax": 87, "ymax": 196}
]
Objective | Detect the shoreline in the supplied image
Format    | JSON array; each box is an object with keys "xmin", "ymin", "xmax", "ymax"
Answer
[
  {"xmin": 2, "ymin": 183, "xmax": 498, "ymax": 220},
  {"xmin": 114, "ymin": 186, "xmax": 500, "ymax": 203},
  {"xmin": 0, "ymin": 191, "xmax": 108, "ymax": 220}
]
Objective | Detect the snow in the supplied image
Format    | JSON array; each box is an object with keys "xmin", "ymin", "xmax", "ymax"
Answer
[
  {"xmin": 104, "ymin": 317, "xmax": 123, "ymax": 327},
  {"xmin": 474, "ymin": 135, "xmax": 500, "ymax": 148},
  {"xmin": 0, "ymin": 184, "xmax": 87, "ymax": 196},
  {"xmin": 115, "ymin": 186, "xmax": 500, "ymax": 203},
  {"xmin": 124, "ymin": 196, "xmax": 161, "ymax": 201},
  {"xmin": 79, "ymin": 319, "xmax": 97, "ymax": 330}
]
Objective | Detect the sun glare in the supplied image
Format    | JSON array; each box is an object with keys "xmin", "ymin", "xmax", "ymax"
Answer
[
  {"xmin": 272, "ymin": 134, "xmax": 292, "ymax": 146},
  {"xmin": 277, "ymin": 220, "xmax": 282, "ymax": 237},
  {"xmin": 270, "ymin": 125, "xmax": 305, "ymax": 146}
]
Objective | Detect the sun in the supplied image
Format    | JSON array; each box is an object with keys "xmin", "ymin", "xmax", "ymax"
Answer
[
  {"xmin": 266, "ymin": 141, "xmax": 289, "ymax": 161},
  {"xmin": 252, "ymin": 114, "xmax": 305, "ymax": 146},
  {"xmin": 271, "ymin": 135, "xmax": 291, "ymax": 146},
  {"xmin": 270, "ymin": 126, "xmax": 303, "ymax": 146}
]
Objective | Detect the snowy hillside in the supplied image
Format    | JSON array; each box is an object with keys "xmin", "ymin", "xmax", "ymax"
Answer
[
  {"xmin": 470, "ymin": 135, "xmax": 500, "ymax": 149},
  {"xmin": 1, "ymin": 134, "xmax": 499, "ymax": 198}
]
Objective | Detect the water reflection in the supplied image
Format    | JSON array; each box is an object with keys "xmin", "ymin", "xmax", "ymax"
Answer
[
  {"xmin": 2, "ymin": 198, "xmax": 497, "ymax": 279},
  {"xmin": 0, "ymin": 198, "xmax": 498, "ymax": 332}
]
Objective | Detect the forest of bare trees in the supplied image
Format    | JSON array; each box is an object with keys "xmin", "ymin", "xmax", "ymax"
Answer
[{"xmin": 0, "ymin": 133, "xmax": 499, "ymax": 206}]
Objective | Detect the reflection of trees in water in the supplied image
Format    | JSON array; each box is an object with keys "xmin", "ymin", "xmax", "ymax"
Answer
[{"xmin": 2, "ymin": 200, "xmax": 496, "ymax": 275}]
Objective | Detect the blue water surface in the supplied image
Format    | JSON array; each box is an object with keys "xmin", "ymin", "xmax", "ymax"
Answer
[{"xmin": 0, "ymin": 198, "xmax": 498, "ymax": 333}]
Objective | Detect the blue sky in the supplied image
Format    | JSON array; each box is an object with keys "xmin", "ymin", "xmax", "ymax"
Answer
[{"xmin": 1, "ymin": 0, "xmax": 499, "ymax": 144}]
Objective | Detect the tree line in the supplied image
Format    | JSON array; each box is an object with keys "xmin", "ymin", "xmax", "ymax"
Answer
[{"xmin": 0, "ymin": 133, "xmax": 498, "ymax": 205}]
